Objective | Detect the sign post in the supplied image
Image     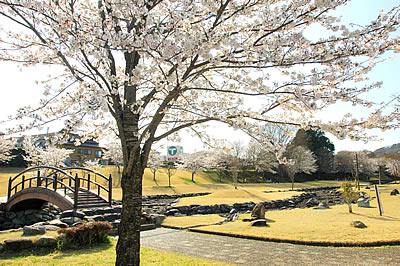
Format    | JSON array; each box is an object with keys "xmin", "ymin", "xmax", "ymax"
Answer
[
  {"xmin": 374, "ymin": 184, "xmax": 384, "ymax": 216},
  {"xmin": 167, "ymin": 145, "xmax": 182, "ymax": 161}
]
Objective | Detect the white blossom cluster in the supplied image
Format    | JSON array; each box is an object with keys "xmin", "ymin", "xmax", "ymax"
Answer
[
  {"xmin": 0, "ymin": 136, "xmax": 15, "ymax": 161},
  {"xmin": 0, "ymin": 0, "xmax": 399, "ymax": 159},
  {"xmin": 22, "ymin": 136, "xmax": 72, "ymax": 167}
]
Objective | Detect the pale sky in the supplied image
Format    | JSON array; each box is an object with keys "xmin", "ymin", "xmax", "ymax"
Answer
[{"xmin": 0, "ymin": 0, "xmax": 399, "ymax": 154}]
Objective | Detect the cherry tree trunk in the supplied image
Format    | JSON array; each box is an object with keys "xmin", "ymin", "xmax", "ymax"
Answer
[{"xmin": 116, "ymin": 165, "xmax": 144, "ymax": 265}]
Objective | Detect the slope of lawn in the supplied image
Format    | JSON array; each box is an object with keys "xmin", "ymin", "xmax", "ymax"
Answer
[{"xmin": 170, "ymin": 184, "xmax": 400, "ymax": 245}]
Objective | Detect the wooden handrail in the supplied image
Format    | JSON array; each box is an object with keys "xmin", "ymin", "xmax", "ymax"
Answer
[{"xmin": 7, "ymin": 166, "xmax": 113, "ymax": 208}]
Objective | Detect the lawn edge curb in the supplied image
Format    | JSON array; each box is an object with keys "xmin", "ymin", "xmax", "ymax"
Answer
[{"xmin": 187, "ymin": 228, "xmax": 400, "ymax": 247}]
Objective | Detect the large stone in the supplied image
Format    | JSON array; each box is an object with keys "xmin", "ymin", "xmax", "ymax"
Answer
[
  {"xmin": 47, "ymin": 219, "xmax": 68, "ymax": 228},
  {"xmin": 313, "ymin": 202, "xmax": 330, "ymax": 209},
  {"xmin": 351, "ymin": 221, "xmax": 367, "ymax": 228},
  {"xmin": 60, "ymin": 216, "xmax": 82, "ymax": 226},
  {"xmin": 104, "ymin": 213, "xmax": 120, "ymax": 222},
  {"xmin": 4, "ymin": 239, "xmax": 33, "ymax": 251},
  {"xmin": 34, "ymin": 236, "xmax": 58, "ymax": 248},
  {"xmin": 151, "ymin": 214, "xmax": 166, "ymax": 226},
  {"xmin": 60, "ymin": 210, "xmax": 85, "ymax": 219},
  {"xmin": 357, "ymin": 198, "xmax": 370, "ymax": 208},
  {"xmin": 251, "ymin": 203, "xmax": 266, "ymax": 219},
  {"xmin": 249, "ymin": 219, "xmax": 269, "ymax": 227},
  {"xmin": 23, "ymin": 225, "xmax": 46, "ymax": 236},
  {"xmin": 390, "ymin": 189, "xmax": 399, "ymax": 196}
]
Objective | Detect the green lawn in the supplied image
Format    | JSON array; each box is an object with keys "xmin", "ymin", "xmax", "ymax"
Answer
[
  {"xmin": 163, "ymin": 184, "xmax": 400, "ymax": 245},
  {"xmin": 0, "ymin": 239, "xmax": 231, "ymax": 265}
]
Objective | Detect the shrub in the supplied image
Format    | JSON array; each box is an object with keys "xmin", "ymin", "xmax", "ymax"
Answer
[
  {"xmin": 341, "ymin": 182, "xmax": 358, "ymax": 213},
  {"xmin": 57, "ymin": 221, "xmax": 112, "ymax": 249}
]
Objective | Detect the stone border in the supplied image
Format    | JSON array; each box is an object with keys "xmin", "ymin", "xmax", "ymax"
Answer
[{"xmin": 186, "ymin": 227, "xmax": 400, "ymax": 248}]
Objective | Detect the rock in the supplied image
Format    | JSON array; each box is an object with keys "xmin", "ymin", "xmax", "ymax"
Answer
[
  {"xmin": 357, "ymin": 198, "xmax": 370, "ymax": 208},
  {"xmin": 104, "ymin": 213, "xmax": 120, "ymax": 222},
  {"xmin": 60, "ymin": 216, "xmax": 82, "ymax": 226},
  {"xmin": 390, "ymin": 189, "xmax": 399, "ymax": 196},
  {"xmin": 141, "ymin": 224, "xmax": 156, "ymax": 231},
  {"xmin": 60, "ymin": 210, "xmax": 85, "ymax": 219},
  {"xmin": 34, "ymin": 236, "xmax": 58, "ymax": 248},
  {"xmin": 23, "ymin": 225, "xmax": 46, "ymax": 236},
  {"xmin": 305, "ymin": 198, "xmax": 318, "ymax": 207},
  {"xmin": 351, "ymin": 221, "xmax": 367, "ymax": 228},
  {"xmin": 313, "ymin": 202, "xmax": 330, "ymax": 209},
  {"xmin": 43, "ymin": 225, "xmax": 62, "ymax": 231},
  {"xmin": 47, "ymin": 219, "xmax": 68, "ymax": 228},
  {"xmin": 224, "ymin": 212, "xmax": 239, "ymax": 222},
  {"xmin": 152, "ymin": 214, "xmax": 166, "ymax": 226},
  {"xmin": 249, "ymin": 219, "xmax": 269, "ymax": 227},
  {"xmin": 4, "ymin": 239, "xmax": 33, "ymax": 251},
  {"xmin": 251, "ymin": 203, "xmax": 266, "ymax": 219}
]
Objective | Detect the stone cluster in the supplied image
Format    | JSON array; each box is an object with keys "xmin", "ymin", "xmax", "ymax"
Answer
[
  {"xmin": 164, "ymin": 187, "xmax": 344, "ymax": 217},
  {"xmin": 0, "ymin": 204, "xmax": 60, "ymax": 231}
]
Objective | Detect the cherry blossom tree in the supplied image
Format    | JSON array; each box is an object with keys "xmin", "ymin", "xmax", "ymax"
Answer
[
  {"xmin": 83, "ymin": 159, "xmax": 103, "ymax": 171},
  {"xmin": 387, "ymin": 159, "xmax": 400, "ymax": 183},
  {"xmin": 0, "ymin": 136, "xmax": 15, "ymax": 162},
  {"xmin": 0, "ymin": 1, "xmax": 399, "ymax": 264},
  {"xmin": 103, "ymin": 142, "xmax": 124, "ymax": 186},
  {"xmin": 147, "ymin": 150, "xmax": 163, "ymax": 181},
  {"xmin": 179, "ymin": 151, "xmax": 208, "ymax": 182},
  {"xmin": 23, "ymin": 137, "xmax": 72, "ymax": 168},
  {"xmin": 282, "ymin": 145, "xmax": 317, "ymax": 190}
]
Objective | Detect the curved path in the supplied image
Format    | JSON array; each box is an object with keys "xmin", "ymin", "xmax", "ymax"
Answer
[{"xmin": 141, "ymin": 228, "xmax": 400, "ymax": 265}]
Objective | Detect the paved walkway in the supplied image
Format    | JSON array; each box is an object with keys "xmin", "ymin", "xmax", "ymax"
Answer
[{"xmin": 141, "ymin": 228, "xmax": 400, "ymax": 265}]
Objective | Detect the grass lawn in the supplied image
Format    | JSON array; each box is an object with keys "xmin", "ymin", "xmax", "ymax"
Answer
[
  {"xmin": 176, "ymin": 188, "xmax": 301, "ymax": 206},
  {"xmin": 165, "ymin": 184, "xmax": 400, "ymax": 245},
  {"xmin": 0, "ymin": 239, "xmax": 231, "ymax": 265},
  {"xmin": 1, "ymin": 166, "xmax": 346, "ymax": 200}
]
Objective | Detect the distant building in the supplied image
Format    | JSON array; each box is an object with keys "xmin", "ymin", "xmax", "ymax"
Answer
[
  {"xmin": 9, "ymin": 133, "xmax": 106, "ymax": 166},
  {"xmin": 62, "ymin": 138, "xmax": 105, "ymax": 165}
]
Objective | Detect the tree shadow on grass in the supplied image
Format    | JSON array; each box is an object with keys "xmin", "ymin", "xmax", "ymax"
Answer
[
  {"xmin": 351, "ymin": 212, "xmax": 400, "ymax": 222},
  {"xmin": 52, "ymin": 242, "xmax": 114, "ymax": 259},
  {"xmin": 0, "ymin": 242, "xmax": 113, "ymax": 260}
]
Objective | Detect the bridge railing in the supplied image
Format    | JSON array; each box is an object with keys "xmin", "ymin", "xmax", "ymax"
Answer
[
  {"xmin": 62, "ymin": 167, "xmax": 112, "ymax": 206},
  {"xmin": 7, "ymin": 166, "xmax": 76, "ymax": 201},
  {"xmin": 7, "ymin": 166, "xmax": 113, "ymax": 208}
]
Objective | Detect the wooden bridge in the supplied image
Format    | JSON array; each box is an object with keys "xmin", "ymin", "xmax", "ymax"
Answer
[{"xmin": 6, "ymin": 166, "xmax": 112, "ymax": 212}]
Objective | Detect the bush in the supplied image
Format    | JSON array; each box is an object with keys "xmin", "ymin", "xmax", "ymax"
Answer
[
  {"xmin": 341, "ymin": 182, "xmax": 358, "ymax": 213},
  {"xmin": 57, "ymin": 221, "xmax": 112, "ymax": 249}
]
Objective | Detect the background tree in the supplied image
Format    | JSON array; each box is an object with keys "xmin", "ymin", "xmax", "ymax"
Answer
[
  {"xmin": 1, "ymin": 1, "xmax": 399, "ymax": 264},
  {"xmin": 83, "ymin": 159, "xmax": 103, "ymax": 172},
  {"xmin": 334, "ymin": 151, "xmax": 376, "ymax": 179},
  {"xmin": 282, "ymin": 145, "xmax": 317, "ymax": 190},
  {"xmin": 179, "ymin": 151, "xmax": 208, "ymax": 182},
  {"xmin": 147, "ymin": 150, "xmax": 163, "ymax": 182},
  {"xmin": 248, "ymin": 125, "xmax": 295, "ymax": 178},
  {"xmin": 162, "ymin": 161, "xmax": 177, "ymax": 187},
  {"xmin": 23, "ymin": 137, "xmax": 72, "ymax": 168},
  {"xmin": 0, "ymin": 136, "xmax": 15, "ymax": 162},
  {"xmin": 103, "ymin": 142, "xmax": 124, "ymax": 186},
  {"xmin": 387, "ymin": 160, "xmax": 400, "ymax": 183},
  {"xmin": 292, "ymin": 128, "xmax": 335, "ymax": 174}
]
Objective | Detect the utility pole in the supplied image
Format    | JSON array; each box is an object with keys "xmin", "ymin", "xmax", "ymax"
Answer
[{"xmin": 355, "ymin": 153, "xmax": 360, "ymax": 190}]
